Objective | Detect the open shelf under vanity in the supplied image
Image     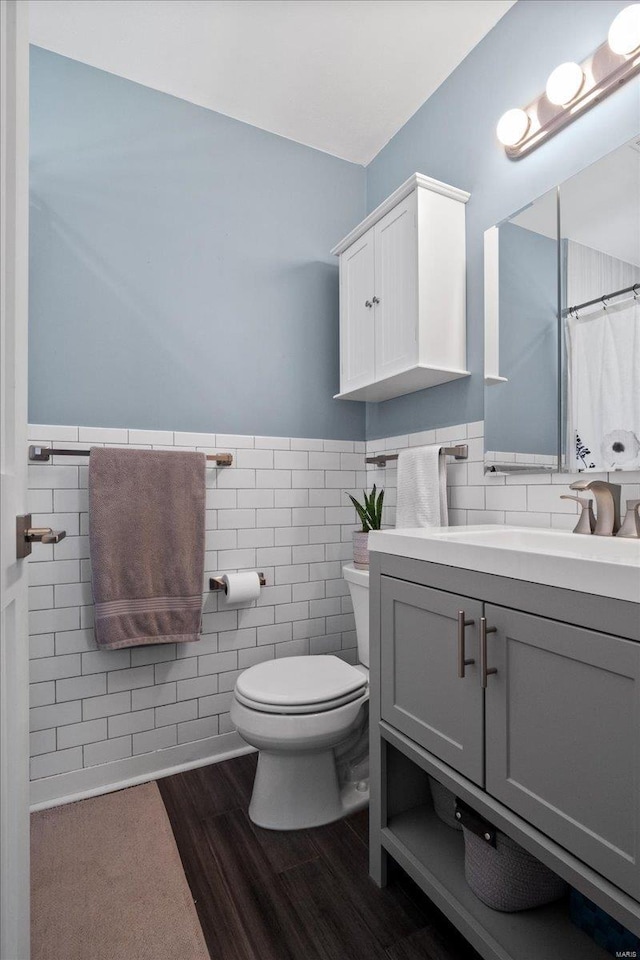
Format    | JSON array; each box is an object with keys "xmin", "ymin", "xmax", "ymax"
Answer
[{"xmin": 382, "ymin": 796, "xmax": 609, "ymax": 960}]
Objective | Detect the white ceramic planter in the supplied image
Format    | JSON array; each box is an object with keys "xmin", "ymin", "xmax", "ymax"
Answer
[{"xmin": 352, "ymin": 531, "xmax": 370, "ymax": 568}]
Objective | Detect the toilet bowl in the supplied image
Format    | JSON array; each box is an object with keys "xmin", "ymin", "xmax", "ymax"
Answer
[{"xmin": 231, "ymin": 562, "xmax": 370, "ymax": 830}]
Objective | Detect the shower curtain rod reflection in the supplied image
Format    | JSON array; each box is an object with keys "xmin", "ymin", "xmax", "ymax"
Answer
[
  {"xmin": 28, "ymin": 446, "xmax": 233, "ymax": 466},
  {"xmin": 565, "ymin": 282, "xmax": 639, "ymax": 317}
]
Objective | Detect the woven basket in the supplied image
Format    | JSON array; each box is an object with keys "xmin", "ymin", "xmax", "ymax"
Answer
[
  {"xmin": 428, "ymin": 776, "xmax": 462, "ymax": 831},
  {"xmin": 463, "ymin": 827, "xmax": 568, "ymax": 912}
]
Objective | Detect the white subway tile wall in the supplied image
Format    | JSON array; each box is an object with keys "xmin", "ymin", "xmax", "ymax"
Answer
[
  {"xmin": 28, "ymin": 421, "xmax": 640, "ymax": 785},
  {"xmin": 27, "ymin": 426, "xmax": 366, "ymax": 781},
  {"xmin": 365, "ymin": 421, "xmax": 640, "ymax": 531}
]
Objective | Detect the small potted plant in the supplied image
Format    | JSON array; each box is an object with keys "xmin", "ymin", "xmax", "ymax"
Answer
[{"xmin": 347, "ymin": 485, "xmax": 384, "ymax": 568}]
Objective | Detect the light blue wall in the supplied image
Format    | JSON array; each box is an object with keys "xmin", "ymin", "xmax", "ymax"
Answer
[
  {"xmin": 365, "ymin": 0, "xmax": 639, "ymax": 440},
  {"xmin": 30, "ymin": 1, "xmax": 639, "ymax": 442},
  {"xmin": 485, "ymin": 223, "xmax": 557, "ymax": 455},
  {"xmin": 29, "ymin": 48, "xmax": 366, "ymax": 439}
]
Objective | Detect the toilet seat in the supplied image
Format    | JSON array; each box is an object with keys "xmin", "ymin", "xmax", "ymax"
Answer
[
  {"xmin": 235, "ymin": 655, "xmax": 367, "ymax": 715},
  {"xmin": 235, "ymin": 685, "xmax": 366, "ymax": 715}
]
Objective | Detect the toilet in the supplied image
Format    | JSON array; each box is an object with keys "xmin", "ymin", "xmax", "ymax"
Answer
[{"xmin": 230, "ymin": 562, "xmax": 370, "ymax": 830}]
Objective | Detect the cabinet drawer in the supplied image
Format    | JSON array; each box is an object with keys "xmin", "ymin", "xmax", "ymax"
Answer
[
  {"xmin": 380, "ymin": 576, "xmax": 484, "ymax": 785},
  {"xmin": 484, "ymin": 605, "xmax": 640, "ymax": 898}
]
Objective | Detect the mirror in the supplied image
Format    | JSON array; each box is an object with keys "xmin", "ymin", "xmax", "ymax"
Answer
[{"xmin": 484, "ymin": 136, "xmax": 640, "ymax": 475}]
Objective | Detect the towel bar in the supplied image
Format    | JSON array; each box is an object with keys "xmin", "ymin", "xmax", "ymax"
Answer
[
  {"xmin": 29, "ymin": 445, "xmax": 233, "ymax": 466},
  {"xmin": 365, "ymin": 444, "xmax": 467, "ymax": 467},
  {"xmin": 209, "ymin": 573, "xmax": 266, "ymax": 592}
]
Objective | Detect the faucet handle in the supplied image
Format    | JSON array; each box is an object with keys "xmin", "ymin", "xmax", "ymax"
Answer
[
  {"xmin": 569, "ymin": 480, "xmax": 590, "ymax": 491},
  {"xmin": 616, "ymin": 499, "xmax": 640, "ymax": 539},
  {"xmin": 560, "ymin": 495, "xmax": 596, "ymax": 534}
]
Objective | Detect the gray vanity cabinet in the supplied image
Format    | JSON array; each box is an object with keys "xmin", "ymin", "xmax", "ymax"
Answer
[
  {"xmin": 370, "ymin": 553, "xmax": 640, "ymax": 960},
  {"xmin": 484, "ymin": 604, "xmax": 640, "ymax": 899},
  {"xmin": 380, "ymin": 576, "xmax": 484, "ymax": 785}
]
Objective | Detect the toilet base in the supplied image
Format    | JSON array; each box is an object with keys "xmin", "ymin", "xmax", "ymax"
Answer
[{"xmin": 248, "ymin": 748, "xmax": 369, "ymax": 831}]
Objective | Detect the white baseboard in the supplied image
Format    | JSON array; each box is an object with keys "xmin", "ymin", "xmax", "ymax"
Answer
[{"xmin": 30, "ymin": 731, "xmax": 254, "ymax": 811}]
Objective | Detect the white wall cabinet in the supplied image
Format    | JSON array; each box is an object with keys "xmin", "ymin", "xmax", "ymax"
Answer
[{"xmin": 332, "ymin": 173, "xmax": 470, "ymax": 402}]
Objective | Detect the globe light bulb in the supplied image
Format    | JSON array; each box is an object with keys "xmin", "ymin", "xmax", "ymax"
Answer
[
  {"xmin": 608, "ymin": 3, "xmax": 640, "ymax": 55},
  {"xmin": 545, "ymin": 62, "xmax": 584, "ymax": 105},
  {"xmin": 496, "ymin": 107, "xmax": 531, "ymax": 147},
  {"xmin": 496, "ymin": 108, "xmax": 530, "ymax": 147}
]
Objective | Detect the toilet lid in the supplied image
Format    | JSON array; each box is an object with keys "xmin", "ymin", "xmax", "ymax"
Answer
[{"xmin": 235, "ymin": 655, "xmax": 367, "ymax": 709}]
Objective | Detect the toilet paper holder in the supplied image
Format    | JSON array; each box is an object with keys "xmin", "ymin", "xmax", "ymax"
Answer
[{"xmin": 209, "ymin": 572, "xmax": 266, "ymax": 593}]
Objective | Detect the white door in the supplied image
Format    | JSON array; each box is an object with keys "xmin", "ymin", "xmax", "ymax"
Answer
[
  {"xmin": 338, "ymin": 230, "xmax": 375, "ymax": 394},
  {"xmin": 0, "ymin": 2, "xmax": 31, "ymax": 957},
  {"xmin": 373, "ymin": 195, "xmax": 418, "ymax": 382}
]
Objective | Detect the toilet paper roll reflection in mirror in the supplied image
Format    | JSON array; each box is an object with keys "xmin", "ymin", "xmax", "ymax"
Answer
[{"xmin": 221, "ymin": 571, "xmax": 262, "ymax": 605}]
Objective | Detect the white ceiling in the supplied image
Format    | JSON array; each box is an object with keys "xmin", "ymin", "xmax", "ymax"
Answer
[{"xmin": 28, "ymin": 0, "xmax": 514, "ymax": 165}]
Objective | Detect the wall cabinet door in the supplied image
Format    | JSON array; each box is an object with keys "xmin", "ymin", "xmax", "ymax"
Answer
[
  {"xmin": 339, "ymin": 230, "xmax": 375, "ymax": 393},
  {"xmin": 380, "ymin": 576, "xmax": 484, "ymax": 786},
  {"xmin": 484, "ymin": 605, "xmax": 640, "ymax": 898},
  {"xmin": 373, "ymin": 196, "xmax": 418, "ymax": 382}
]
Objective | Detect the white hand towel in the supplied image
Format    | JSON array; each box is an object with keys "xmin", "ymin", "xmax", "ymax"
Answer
[{"xmin": 396, "ymin": 445, "xmax": 448, "ymax": 529}]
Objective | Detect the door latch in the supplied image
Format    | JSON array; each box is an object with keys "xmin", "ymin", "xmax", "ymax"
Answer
[{"xmin": 16, "ymin": 514, "xmax": 66, "ymax": 559}]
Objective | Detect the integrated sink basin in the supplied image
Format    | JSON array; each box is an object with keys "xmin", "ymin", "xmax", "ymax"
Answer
[{"xmin": 368, "ymin": 525, "xmax": 640, "ymax": 602}]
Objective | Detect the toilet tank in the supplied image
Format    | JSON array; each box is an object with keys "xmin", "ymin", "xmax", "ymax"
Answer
[{"xmin": 342, "ymin": 563, "xmax": 369, "ymax": 668}]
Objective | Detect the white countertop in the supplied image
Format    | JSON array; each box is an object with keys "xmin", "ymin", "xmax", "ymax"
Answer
[{"xmin": 368, "ymin": 525, "xmax": 640, "ymax": 603}]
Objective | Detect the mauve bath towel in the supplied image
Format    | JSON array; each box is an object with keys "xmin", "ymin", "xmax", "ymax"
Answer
[{"xmin": 89, "ymin": 448, "xmax": 206, "ymax": 649}]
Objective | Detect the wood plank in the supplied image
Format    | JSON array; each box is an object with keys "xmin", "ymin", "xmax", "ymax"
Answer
[
  {"xmin": 387, "ymin": 925, "xmax": 480, "ymax": 960},
  {"xmin": 309, "ymin": 817, "xmax": 428, "ymax": 948},
  {"xmin": 200, "ymin": 807, "xmax": 322, "ymax": 960},
  {"xmin": 248, "ymin": 818, "xmax": 319, "ymax": 874},
  {"xmin": 158, "ymin": 776, "xmax": 255, "ymax": 960},
  {"xmin": 158, "ymin": 752, "xmax": 257, "ymax": 821},
  {"xmin": 280, "ymin": 857, "xmax": 390, "ymax": 960},
  {"xmin": 346, "ymin": 808, "xmax": 369, "ymax": 846}
]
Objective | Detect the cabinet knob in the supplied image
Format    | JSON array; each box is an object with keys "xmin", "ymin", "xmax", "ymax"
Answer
[
  {"xmin": 480, "ymin": 617, "xmax": 498, "ymax": 688},
  {"xmin": 365, "ymin": 300, "xmax": 373, "ymax": 308},
  {"xmin": 457, "ymin": 610, "xmax": 475, "ymax": 678},
  {"xmin": 372, "ymin": 296, "xmax": 380, "ymax": 304}
]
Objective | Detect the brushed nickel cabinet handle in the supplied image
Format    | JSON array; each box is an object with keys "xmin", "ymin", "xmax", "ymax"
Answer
[
  {"xmin": 457, "ymin": 610, "xmax": 475, "ymax": 678},
  {"xmin": 480, "ymin": 617, "xmax": 497, "ymax": 688}
]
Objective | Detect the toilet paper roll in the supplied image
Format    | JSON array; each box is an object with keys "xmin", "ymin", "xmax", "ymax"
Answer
[{"xmin": 221, "ymin": 571, "xmax": 262, "ymax": 604}]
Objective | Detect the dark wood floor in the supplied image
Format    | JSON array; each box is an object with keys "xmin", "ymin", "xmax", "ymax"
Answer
[{"xmin": 158, "ymin": 753, "xmax": 481, "ymax": 960}]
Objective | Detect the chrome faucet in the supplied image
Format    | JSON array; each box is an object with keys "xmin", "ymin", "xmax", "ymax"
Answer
[{"xmin": 569, "ymin": 480, "xmax": 621, "ymax": 536}]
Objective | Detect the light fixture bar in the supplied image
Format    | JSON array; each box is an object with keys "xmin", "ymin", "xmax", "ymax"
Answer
[{"xmin": 503, "ymin": 38, "xmax": 640, "ymax": 159}]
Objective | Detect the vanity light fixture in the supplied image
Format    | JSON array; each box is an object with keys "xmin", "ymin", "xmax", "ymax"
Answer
[{"xmin": 497, "ymin": 3, "xmax": 640, "ymax": 158}]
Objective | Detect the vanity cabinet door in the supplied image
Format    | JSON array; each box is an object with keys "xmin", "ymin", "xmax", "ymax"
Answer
[
  {"xmin": 380, "ymin": 576, "xmax": 484, "ymax": 785},
  {"xmin": 339, "ymin": 229, "xmax": 376, "ymax": 394},
  {"xmin": 484, "ymin": 605, "xmax": 640, "ymax": 898}
]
